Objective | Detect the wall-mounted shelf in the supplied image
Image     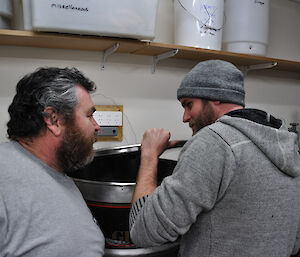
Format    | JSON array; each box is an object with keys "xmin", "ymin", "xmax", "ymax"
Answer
[{"xmin": 1, "ymin": 29, "xmax": 300, "ymax": 73}]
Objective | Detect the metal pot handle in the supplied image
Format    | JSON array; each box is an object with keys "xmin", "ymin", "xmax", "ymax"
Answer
[{"xmin": 166, "ymin": 140, "xmax": 187, "ymax": 149}]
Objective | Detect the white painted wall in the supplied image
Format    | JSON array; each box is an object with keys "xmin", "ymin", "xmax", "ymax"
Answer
[{"xmin": 0, "ymin": 0, "xmax": 300, "ymax": 152}]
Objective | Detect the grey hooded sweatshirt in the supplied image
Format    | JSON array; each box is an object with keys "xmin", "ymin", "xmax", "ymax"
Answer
[{"xmin": 130, "ymin": 109, "xmax": 300, "ymax": 257}]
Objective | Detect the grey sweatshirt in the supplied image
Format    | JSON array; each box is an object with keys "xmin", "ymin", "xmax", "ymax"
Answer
[
  {"xmin": 0, "ymin": 141, "xmax": 105, "ymax": 257},
  {"xmin": 130, "ymin": 110, "xmax": 300, "ymax": 257}
]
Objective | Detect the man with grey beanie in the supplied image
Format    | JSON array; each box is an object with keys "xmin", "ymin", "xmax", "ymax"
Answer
[{"xmin": 129, "ymin": 59, "xmax": 300, "ymax": 257}]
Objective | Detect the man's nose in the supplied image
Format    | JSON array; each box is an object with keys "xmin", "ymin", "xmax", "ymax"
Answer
[
  {"xmin": 92, "ymin": 117, "xmax": 101, "ymax": 132},
  {"xmin": 182, "ymin": 111, "xmax": 191, "ymax": 123}
]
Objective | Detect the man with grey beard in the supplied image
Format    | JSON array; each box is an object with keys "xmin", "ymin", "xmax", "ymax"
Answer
[
  {"xmin": 130, "ymin": 60, "xmax": 300, "ymax": 257},
  {"xmin": 0, "ymin": 67, "xmax": 104, "ymax": 256}
]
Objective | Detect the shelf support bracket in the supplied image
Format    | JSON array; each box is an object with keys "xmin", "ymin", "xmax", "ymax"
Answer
[
  {"xmin": 101, "ymin": 43, "xmax": 120, "ymax": 70},
  {"xmin": 152, "ymin": 49, "xmax": 179, "ymax": 74},
  {"xmin": 241, "ymin": 62, "xmax": 277, "ymax": 75}
]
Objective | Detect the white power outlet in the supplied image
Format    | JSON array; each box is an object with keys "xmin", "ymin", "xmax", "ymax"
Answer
[{"xmin": 93, "ymin": 111, "xmax": 122, "ymax": 126}]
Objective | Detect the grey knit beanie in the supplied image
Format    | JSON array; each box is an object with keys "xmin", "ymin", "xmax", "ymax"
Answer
[{"xmin": 177, "ymin": 59, "xmax": 245, "ymax": 107}]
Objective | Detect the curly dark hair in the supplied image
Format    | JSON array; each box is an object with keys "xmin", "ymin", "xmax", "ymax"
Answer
[{"xmin": 7, "ymin": 67, "xmax": 96, "ymax": 140}]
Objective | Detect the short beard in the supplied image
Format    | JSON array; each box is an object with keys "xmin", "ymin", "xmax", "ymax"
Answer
[
  {"xmin": 56, "ymin": 120, "xmax": 95, "ymax": 173},
  {"xmin": 189, "ymin": 100, "xmax": 216, "ymax": 135}
]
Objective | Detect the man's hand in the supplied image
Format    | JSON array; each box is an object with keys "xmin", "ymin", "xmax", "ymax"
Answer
[{"xmin": 141, "ymin": 128, "xmax": 171, "ymax": 158}]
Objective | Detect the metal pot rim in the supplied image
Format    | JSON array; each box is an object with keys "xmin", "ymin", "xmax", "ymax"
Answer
[
  {"xmin": 104, "ymin": 240, "xmax": 180, "ymax": 256},
  {"xmin": 94, "ymin": 144, "xmax": 141, "ymax": 157},
  {"xmin": 73, "ymin": 178, "xmax": 136, "ymax": 187},
  {"xmin": 93, "ymin": 140, "xmax": 186, "ymax": 157}
]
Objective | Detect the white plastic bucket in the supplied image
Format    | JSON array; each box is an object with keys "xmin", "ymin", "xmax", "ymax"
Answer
[
  {"xmin": 174, "ymin": 0, "xmax": 225, "ymax": 50},
  {"xmin": 222, "ymin": 0, "xmax": 270, "ymax": 56}
]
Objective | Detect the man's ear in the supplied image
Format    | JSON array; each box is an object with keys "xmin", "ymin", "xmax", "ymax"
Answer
[{"xmin": 43, "ymin": 107, "xmax": 63, "ymax": 136}]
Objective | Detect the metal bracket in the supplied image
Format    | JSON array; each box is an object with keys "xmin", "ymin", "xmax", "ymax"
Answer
[
  {"xmin": 152, "ymin": 49, "xmax": 179, "ymax": 74},
  {"xmin": 101, "ymin": 43, "xmax": 120, "ymax": 70},
  {"xmin": 241, "ymin": 62, "xmax": 277, "ymax": 75}
]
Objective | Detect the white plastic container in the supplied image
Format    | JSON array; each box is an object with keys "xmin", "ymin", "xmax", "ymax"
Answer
[
  {"xmin": 15, "ymin": 0, "xmax": 158, "ymax": 40},
  {"xmin": 222, "ymin": 0, "xmax": 270, "ymax": 56},
  {"xmin": 174, "ymin": 0, "xmax": 224, "ymax": 50}
]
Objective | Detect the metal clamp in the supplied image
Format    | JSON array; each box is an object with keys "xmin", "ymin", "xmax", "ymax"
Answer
[
  {"xmin": 241, "ymin": 62, "xmax": 277, "ymax": 75},
  {"xmin": 152, "ymin": 49, "xmax": 179, "ymax": 73},
  {"xmin": 101, "ymin": 43, "xmax": 120, "ymax": 70}
]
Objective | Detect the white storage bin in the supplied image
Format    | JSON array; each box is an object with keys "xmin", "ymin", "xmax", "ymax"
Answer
[{"xmin": 15, "ymin": 0, "xmax": 159, "ymax": 40}]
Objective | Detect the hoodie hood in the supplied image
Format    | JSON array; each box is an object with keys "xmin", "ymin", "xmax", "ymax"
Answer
[{"xmin": 218, "ymin": 109, "xmax": 300, "ymax": 178}]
